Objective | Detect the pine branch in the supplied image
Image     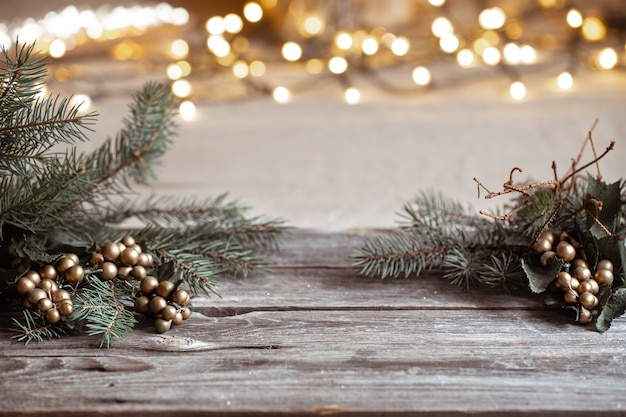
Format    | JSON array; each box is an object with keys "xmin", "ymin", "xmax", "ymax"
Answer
[
  {"xmin": 11, "ymin": 309, "xmax": 67, "ymax": 345},
  {"xmin": 73, "ymin": 277, "xmax": 137, "ymax": 348},
  {"xmin": 155, "ymin": 248, "xmax": 221, "ymax": 296}
]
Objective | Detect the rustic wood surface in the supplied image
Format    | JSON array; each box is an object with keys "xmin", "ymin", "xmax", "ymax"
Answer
[{"xmin": 1, "ymin": 229, "xmax": 626, "ymax": 416}]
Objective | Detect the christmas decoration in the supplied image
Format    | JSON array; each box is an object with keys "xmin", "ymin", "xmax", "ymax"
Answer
[
  {"xmin": 0, "ymin": 42, "xmax": 286, "ymax": 347},
  {"xmin": 353, "ymin": 120, "xmax": 625, "ymax": 331}
]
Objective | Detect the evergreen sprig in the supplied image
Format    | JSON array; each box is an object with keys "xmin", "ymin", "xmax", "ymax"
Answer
[
  {"xmin": 354, "ymin": 125, "xmax": 626, "ymax": 330},
  {"xmin": 0, "ymin": 41, "xmax": 286, "ymax": 346}
]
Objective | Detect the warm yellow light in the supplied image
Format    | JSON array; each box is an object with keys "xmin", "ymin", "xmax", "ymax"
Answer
[
  {"xmin": 306, "ymin": 58, "xmax": 323, "ymax": 74},
  {"xmin": 328, "ymin": 56, "xmax": 348, "ymax": 74},
  {"xmin": 206, "ymin": 16, "xmax": 225, "ymax": 35},
  {"xmin": 479, "ymin": 8, "xmax": 506, "ymax": 30},
  {"xmin": 503, "ymin": 43, "xmax": 521, "ymax": 63},
  {"xmin": 49, "ymin": 39, "xmax": 66, "ymax": 58},
  {"xmin": 260, "ymin": 0, "xmax": 277, "ymax": 8},
  {"xmin": 232, "ymin": 60, "xmax": 249, "ymax": 78},
  {"xmin": 391, "ymin": 37, "xmax": 410, "ymax": 56},
  {"xmin": 207, "ymin": 35, "xmax": 230, "ymax": 57},
  {"xmin": 473, "ymin": 38, "xmax": 491, "ymax": 55},
  {"xmin": 344, "ymin": 87, "xmax": 360, "ymax": 104},
  {"xmin": 510, "ymin": 81, "xmax": 526, "ymax": 100},
  {"xmin": 431, "ymin": 17, "xmax": 453, "ymax": 38},
  {"xmin": 456, "ymin": 49, "xmax": 475, "ymax": 67},
  {"xmin": 566, "ymin": 9, "xmax": 583, "ymax": 28},
  {"xmin": 273, "ymin": 86, "xmax": 290, "ymax": 103},
  {"xmin": 557, "ymin": 72, "xmax": 573, "ymax": 90},
  {"xmin": 244, "ymin": 2, "xmax": 263, "ymax": 23},
  {"xmin": 177, "ymin": 61, "xmax": 192, "ymax": 77},
  {"xmin": 439, "ymin": 34, "xmax": 459, "ymax": 53},
  {"xmin": 166, "ymin": 63, "xmax": 183, "ymax": 80},
  {"xmin": 303, "ymin": 16, "xmax": 324, "ymax": 36},
  {"xmin": 482, "ymin": 47, "xmax": 501, "ymax": 65},
  {"xmin": 428, "ymin": 0, "xmax": 446, "ymax": 6},
  {"xmin": 224, "ymin": 14, "xmax": 243, "ymax": 34},
  {"xmin": 172, "ymin": 79, "xmax": 192, "ymax": 98},
  {"xmin": 249, "ymin": 60, "xmax": 266, "ymax": 76},
  {"xmin": 362, "ymin": 37, "xmax": 379, "ymax": 55},
  {"xmin": 179, "ymin": 100, "xmax": 196, "ymax": 121},
  {"xmin": 412, "ymin": 66, "xmax": 431, "ymax": 86},
  {"xmin": 520, "ymin": 45, "xmax": 536, "ymax": 63},
  {"xmin": 282, "ymin": 41, "xmax": 302, "ymax": 61},
  {"xmin": 170, "ymin": 39, "xmax": 189, "ymax": 58},
  {"xmin": 232, "ymin": 36, "xmax": 250, "ymax": 52},
  {"xmin": 71, "ymin": 94, "xmax": 91, "ymax": 112},
  {"xmin": 538, "ymin": 0, "xmax": 558, "ymax": 7},
  {"xmin": 582, "ymin": 17, "xmax": 606, "ymax": 41},
  {"xmin": 598, "ymin": 47, "xmax": 618, "ymax": 69},
  {"xmin": 336, "ymin": 32, "xmax": 353, "ymax": 50}
]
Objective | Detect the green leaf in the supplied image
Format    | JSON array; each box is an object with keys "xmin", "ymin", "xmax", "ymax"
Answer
[
  {"xmin": 586, "ymin": 175, "xmax": 622, "ymax": 238},
  {"xmin": 595, "ymin": 288, "xmax": 626, "ymax": 332},
  {"xmin": 521, "ymin": 256, "xmax": 563, "ymax": 293}
]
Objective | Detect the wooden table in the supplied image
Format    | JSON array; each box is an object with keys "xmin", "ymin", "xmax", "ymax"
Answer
[{"xmin": 2, "ymin": 230, "xmax": 626, "ymax": 416}]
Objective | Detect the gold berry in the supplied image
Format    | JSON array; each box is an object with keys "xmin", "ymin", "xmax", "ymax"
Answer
[
  {"xmin": 90, "ymin": 252, "xmax": 104, "ymax": 266},
  {"xmin": 39, "ymin": 264, "xmax": 57, "ymax": 281},
  {"xmin": 155, "ymin": 318, "xmax": 172, "ymax": 334},
  {"xmin": 578, "ymin": 307, "xmax": 593, "ymax": 324},
  {"xmin": 540, "ymin": 251, "xmax": 556, "ymax": 267},
  {"xmin": 161, "ymin": 305, "xmax": 178, "ymax": 321},
  {"xmin": 122, "ymin": 235, "xmax": 136, "ymax": 247},
  {"xmin": 24, "ymin": 270, "xmax": 41, "ymax": 285},
  {"xmin": 555, "ymin": 241, "xmax": 576, "ymax": 263},
  {"xmin": 27, "ymin": 288, "xmax": 48, "ymax": 306},
  {"xmin": 38, "ymin": 278, "xmax": 59, "ymax": 294},
  {"xmin": 149, "ymin": 296, "xmax": 168, "ymax": 314},
  {"xmin": 55, "ymin": 255, "xmax": 75, "ymax": 274},
  {"xmin": 140, "ymin": 276, "xmax": 159, "ymax": 295},
  {"xmin": 134, "ymin": 295, "xmax": 151, "ymax": 315},
  {"xmin": 597, "ymin": 259, "xmax": 614, "ymax": 272},
  {"xmin": 101, "ymin": 262, "xmax": 118, "ymax": 281},
  {"xmin": 172, "ymin": 289, "xmax": 190, "ymax": 306},
  {"xmin": 579, "ymin": 292, "xmax": 599, "ymax": 310},
  {"xmin": 119, "ymin": 248, "xmax": 139, "ymax": 266},
  {"xmin": 37, "ymin": 297, "xmax": 54, "ymax": 313},
  {"xmin": 102, "ymin": 243, "xmax": 121, "ymax": 261},
  {"xmin": 52, "ymin": 289, "xmax": 71, "ymax": 303},
  {"xmin": 594, "ymin": 269, "xmax": 614, "ymax": 286},
  {"xmin": 45, "ymin": 308, "xmax": 61, "ymax": 324},
  {"xmin": 65, "ymin": 265, "xmax": 84, "ymax": 283},
  {"xmin": 15, "ymin": 276, "xmax": 36, "ymax": 295},
  {"xmin": 572, "ymin": 266, "xmax": 591, "ymax": 281},
  {"xmin": 156, "ymin": 281, "xmax": 175, "ymax": 299},
  {"xmin": 533, "ymin": 238, "xmax": 552, "ymax": 253},
  {"xmin": 58, "ymin": 300, "xmax": 74, "ymax": 317}
]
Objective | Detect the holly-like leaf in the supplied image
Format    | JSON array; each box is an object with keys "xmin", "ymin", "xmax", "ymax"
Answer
[
  {"xmin": 595, "ymin": 288, "xmax": 626, "ymax": 332},
  {"xmin": 586, "ymin": 175, "xmax": 622, "ymax": 238},
  {"xmin": 521, "ymin": 256, "xmax": 563, "ymax": 294}
]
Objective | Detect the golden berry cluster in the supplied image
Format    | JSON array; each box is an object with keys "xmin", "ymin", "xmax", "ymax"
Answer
[
  {"xmin": 14, "ymin": 256, "xmax": 78, "ymax": 324},
  {"xmin": 133, "ymin": 277, "xmax": 192, "ymax": 333},
  {"xmin": 533, "ymin": 230, "xmax": 615, "ymax": 324},
  {"xmin": 89, "ymin": 235, "xmax": 154, "ymax": 280}
]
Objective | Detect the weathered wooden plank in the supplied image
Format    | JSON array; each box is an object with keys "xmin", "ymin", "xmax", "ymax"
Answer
[{"xmin": 1, "ymin": 309, "xmax": 625, "ymax": 416}]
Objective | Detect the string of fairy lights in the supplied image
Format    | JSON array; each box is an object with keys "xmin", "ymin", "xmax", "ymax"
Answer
[{"xmin": 1, "ymin": 0, "xmax": 624, "ymax": 121}]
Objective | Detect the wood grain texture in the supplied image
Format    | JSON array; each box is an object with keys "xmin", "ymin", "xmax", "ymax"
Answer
[{"xmin": 1, "ymin": 230, "xmax": 625, "ymax": 416}]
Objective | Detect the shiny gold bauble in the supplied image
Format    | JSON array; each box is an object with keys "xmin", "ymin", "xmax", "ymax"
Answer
[
  {"xmin": 149, "ymin": 295, "xmax": 168, "ymax": 314},
  {"xmin": 161, "ymin": 305, "xmax": 178, "ymax": 321},
  {"xmin": 55, "ymin": 255, "xmax": 75, "ymax": 274},
  {"xmin": 578, "ymin": 280, "xmax": 599, "ymax": 295},
  {"xmin": 578, "ymin": 306, "xmax": 593, "ymax": 324},
  {"xmin": 538, "ymin": 231, "xmax": 555, "ymax": 245},
  {"xmin": 39, "ymin": 264, "xmax": 57, "ymax": 281},
  {"xmin": 572, "ymin": 258, "xmax": 589, "ymax": 269},
  {"xmin": 58, "ymin": 300, "xmax": 74, "ymax": 317},
  {"xmin": 15, "ymin": 276, "xmax": 36, "ymax": 295},
  {"xmin": 122, "ymin": 235, "xmax": 136, "ymax": 247},
  {"xmin": 597, "ymin": 259, "xmax": 614, "ymax": 272},
  {"xmin": 555, "ymin": 241, "xmax": 576, "ymax": 263},
  {"xmin": 52, "ymin": 289, "xmax": 71, "ymax": 303},
  {"xmin": 24, "ymin": 270, "xmax": 41, "ymax": 285},
  {"xmin": 563, "ymin": 289, "xmax": 578, "ymax": 304},
  {"xmin": 172, "ymin": 289, "xmax": 190, "ymax": 306},
  {"xmin": 533, "ymin": 238, "xmax": 552, "ymax": 253},
  {"xmin": 134, "ymin": 295, "xmax": 151, "ymax": 314},
  {"xmin": 172, "ymin": 312, "xmax": 184, "ymax": 325},
  {"xmin": 117, "ymin": 265, "xmax": 132, "ymax": 280},
  {"xmin": 64, "ymin": 265, "xmax": 84, "ymax": 283},
  {"xmin": 102, "ymin": 242, "xmax": 121, "ymax": 261},
  {"xmin": 579, "ymin": 292, "xmax": 599, "ymax": 310},
  {"xmin": 90, "ymin": 252, "xmax": 104, "ymax": 266},
  {"xmin": 156, "ymin": 281, "xmax": 175, "ymax": 299},
  {"xmin": 140, "ymin": 276, "xmax": 159, "ymax": 295},
  {"xmin": 129, "ymin": 243, "xmax": 142, "ymax": 254},
  {"xmin": 136, "ymin": 253, "xmax": 152, "ymax": 268},
  {"xmin": 119, "ymin": 248, "xmax": 139, "ymax": 266},
  {"xmin": 130, "ymin": 265, "xmax": 147, "ymax": 281},
  {"xmin": 180, "ymin": 306, "xmax": 192, "ymax": 320},
  {"xmin": 27, "ymin": 288, "xmax": 48, "ymax": 306},
  {"xmin": 66, "ymin": 253, "xmax": 80, "ymax": 264},
  {"xmin": 37, "ymin": 297, "xmax": 54, "ymax": 313},
  {"xmin": 38, "ymin": 278, "xmax": 59, "ymax": 294},
  {"xmin": 572, "ymin": 266, "xmax": 591, "ymax": 281},
  {"xmin": 45, "ymin": 308, "xmax": 61, "ymax": 324},
  {"xmin": 557, "ymin": 271, "xmax": 573, "ymax": 289},
  {"xmin": 594, "ymin": 269, "xmax": 614, "ymax": 286},
  {"xmin": 101, "ymin": 262, "xmax": 118, "ymax": 281},
  {"xmin": 155, "ymin": 318, "xmax": 172, "ymax": 334},
  {"xmin": 540, "ymin": 251, "xmax": 556, "ymax": 267}
]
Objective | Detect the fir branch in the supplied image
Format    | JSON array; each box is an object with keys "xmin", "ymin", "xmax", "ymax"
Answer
[
  {"xmin": 155, "ymin": 248, "xmax": 221, "ymax": 296},
  {"xmin": 11, "ymin": 309, "xmax": 67, "ymax": 345},
  {"xmin": 353, "ymin": 228, "xmax": 453, "ymax": 278},
  {"xmin": 73, "ymin": 277, "xmax": 137, "ymax": 348}
]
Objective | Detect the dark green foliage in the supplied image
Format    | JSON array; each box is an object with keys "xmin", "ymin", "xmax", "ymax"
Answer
[
  {"xmin": 354, "ymin": 138, "xmax": 626, "ymax": 330},
  {"xmin": 0, "ymin": 42, "xmax": 286, "ymax": 346}
]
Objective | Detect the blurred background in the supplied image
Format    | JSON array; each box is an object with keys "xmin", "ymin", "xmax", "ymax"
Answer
[{"xmin": 2, "ymin": 0, "xmax": 626, "ymax": 230}]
